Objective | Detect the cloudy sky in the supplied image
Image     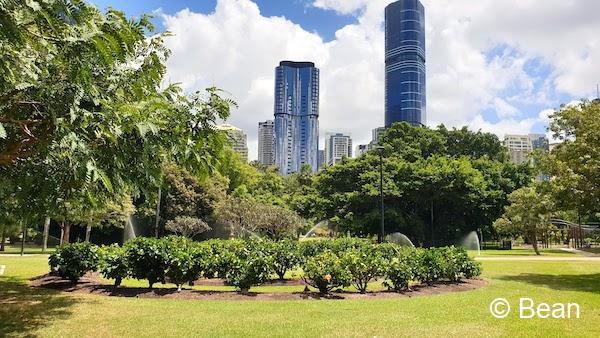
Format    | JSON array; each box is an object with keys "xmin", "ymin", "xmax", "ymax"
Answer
[{"xmin": 91, "ymin": 0, "xmax": 600, "ymax": 161}]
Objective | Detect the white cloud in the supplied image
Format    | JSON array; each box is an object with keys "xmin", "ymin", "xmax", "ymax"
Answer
[
  {"xmin": 468, "ymin": 115, "xmax": 538, "ymax": 139},
  {"xmin": 160, "ymin": 0, "xmax": 600, "ymax": 160}
]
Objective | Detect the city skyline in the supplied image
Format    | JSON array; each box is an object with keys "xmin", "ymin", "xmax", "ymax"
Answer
[{"xmin": 90, "ymin": 0, "xmax": 600, "ymax": 161}]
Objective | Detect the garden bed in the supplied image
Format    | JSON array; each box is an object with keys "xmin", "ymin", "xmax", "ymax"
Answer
[{"xmin": 29, "ymin": 273, "xmax": 487, "ymax": 301}]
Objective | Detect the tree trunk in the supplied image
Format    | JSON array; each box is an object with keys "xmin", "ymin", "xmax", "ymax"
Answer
[
  {"xmin": 85, "ymin": 224, "xmax": 92, "ymax": 242},
  {"xmin": 42, "ymin": 216, "xmax": 50, "ymax": 252},
  {"xmin": 531, "ymin": 233, "xmax": 540, "ymax": 255},
  {"xmin": 62, "ymin": 223, "xmax": 71, "ymax": 245},
  {"xmin": 20, "ymin": 225, "xmax": 26, "ymax": 256},
  {"xmin": 0, "ymin": 226, "xmax": 5, "ymax": 252}
]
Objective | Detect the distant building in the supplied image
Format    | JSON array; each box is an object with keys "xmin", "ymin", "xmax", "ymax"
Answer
[
  {"xmin": 504, "ymin": 134, "xmax": 549, "ymax": 164},
  {"xmin": 217, "ymin": 124, "xmax": 248, "ymax": 162},
  {"xmin": 325, "ymin": 133, "xmax": 352, "ymax": 166},
  {"xmin": 317, "ymin": 150, "xmax": 325, "ymax": 169},
  {"xmin": 274, "ymin": 61, "xmax": 320, "ymax": 175},
  {"xmin": 355, "ymin": 144, "xmax": 369, "ymax": 158},
  {"xmin": 258, "ymin": 120, "xmax": 275, "ymax": 166},
  {"xmin": 385, "ymin": 0, "xmax": 426, "ymax": 127}
]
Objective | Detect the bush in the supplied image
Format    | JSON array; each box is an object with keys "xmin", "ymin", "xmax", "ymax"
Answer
[
  {"xmin": 383, "ymin": 248, "xmax": 420, "ymax": 291},
  {"xmin": 99, "ymin": 244, "xmax": 128, "ymax": 287},
  {"xmin": 201, "ymin": 239, "xmax": 246, "ymax": 279},
  {"xmin": 415, "ymin": 248, "xmax": 444, "ymax": 285},
  {"xmin": 163, "ymin": 236, "xmax": 198, "ymax": 291},
  {"xmin": 439, "ymin": 246, "xmax": 471, "ymax": 282},
  {"xmin": 330, "ymin": 237, "xmax": 371, "ymax": 254},
  {"xmin": 374, "ymin": 242, "xmax": 401, "ymax": 261},
  {"xmin": 265, "ymin": 239, "xmax": 301, "ymax": 280},
  {"xmin": 224, "ymin": 249, "xmax": 272, "ymax": 292},
  {"xmin": 299, "ymin": 239, "xmax": 332, "ymax": 259},
  {"xmin": 125, "ymin": 237, "xmax": 169, "ymax": 288},
  {"xmin": 462, "ymin": 259, "xmax": 482, "ymax": 279},
  {"xmin": 302, "ymin": 251, "xmax": 351, "ymax": 294},
  {"xmin": 49, "ymin": 242, "xmax": 100, "ymax": 283},
  {"xmin": 342, "ymin": 245, "xmax": 385, "ymax": 293}
]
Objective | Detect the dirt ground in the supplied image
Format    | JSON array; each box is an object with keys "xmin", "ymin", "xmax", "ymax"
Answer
[{"xmin": 30, "ymin": 273, "xmax": 487, "ymax": 301}]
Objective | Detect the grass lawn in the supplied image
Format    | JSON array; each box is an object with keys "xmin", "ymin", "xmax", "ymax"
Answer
[
  {"xmin": 582, "ymin": 248, "xmax": 600, "ymax": 255},
  {"xmin": 1, "ymin": 254, "xmax": 599, "ymax": 337},
  {"xmin": 0, "ymin": 244, "xmax": 57, "ymax": 255},
  {"xmin": 472, "ymin": 247, "xmax": 580, "ymax": 257}
]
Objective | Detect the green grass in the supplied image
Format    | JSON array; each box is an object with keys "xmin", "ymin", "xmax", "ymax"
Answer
[
  {"xmin": 1, "ymin": 254, "xmax": 599, "ymax": 337},
  {"xmin": 472, "ymin": 247, "xmax": 580, "ymax": 257},
  {"xmin": 0, "ymin": 244, "xmax": 57, "ymax": 255},
  {"xmin": 582, "ymin": 248, "xmax": 600, "ymax": 255}
]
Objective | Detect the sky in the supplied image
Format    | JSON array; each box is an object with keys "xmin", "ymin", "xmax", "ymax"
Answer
[{"xmin": 90, "ymin": 0, "xmax": 600, "ymax": 161}]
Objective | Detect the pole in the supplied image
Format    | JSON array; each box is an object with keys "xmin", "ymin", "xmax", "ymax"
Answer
[
  {"xmin": 154, "ymin": 187, "xmax": 162, "ymax": 238},
  {"xmin": 379, "ymin": 150, "xmax": 385, "ymax": 243}
]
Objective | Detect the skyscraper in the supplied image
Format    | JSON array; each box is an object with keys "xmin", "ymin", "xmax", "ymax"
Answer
[
  {"xmin": 274, "ymin": 61, "xmax": 320, "ymax": 175},
  {"xmin": 257, "ymin": 120, "xmax": 275, "ymax": 166},
  {"xmin": 385, "ymin": 0, "xmax": 426, "ymax": 127},
  {"xmin": 217, "ymin": 124, "xmax": 248, "ymax": 162},
  {"xmin": 324, "ymin": 133, "xmax": 352, "ymax": 166}
]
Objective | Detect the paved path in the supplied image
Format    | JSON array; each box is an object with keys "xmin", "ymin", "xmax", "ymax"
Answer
[
  {"xmin": 476, "ymin": 256, "xmax": 600, "ymax": 261},
  {"xmin": 560, "ymin": 248, "xmax": 599, "ymax": 257}
]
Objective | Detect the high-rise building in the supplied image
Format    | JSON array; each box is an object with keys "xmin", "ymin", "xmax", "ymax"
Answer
[
  {"xmin": 355, "ymin": 144, "xmax": 369, "ymax": 158},
  {"xmin": 504, "ymin": 134, "xmax": 550, "ymax": 164},
  {"xmin": 324, "ymin": 133, "xmax": 352, "ymax": 166},
  {"xmin": 317, "ymin": 150, "xmax": 325, "ymax": 169},
  {"xmin": 385, "ymin": 0, "xmax": 426, "ymax": 127},
  {"xmin": 217, "ymin": 124, "xmax": 248, "ymax": 162},
  {"xmin": 274, "ymin": 61, "xmax": 320, "ymax": 175},
  {"xmin": 257, "ymin": 120, "xmax": 275, "ymax": 166}
]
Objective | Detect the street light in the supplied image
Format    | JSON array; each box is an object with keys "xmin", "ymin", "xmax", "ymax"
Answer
[{"xmin": 375, "ymin": 146, "xmax": 385, "ymax": 243}]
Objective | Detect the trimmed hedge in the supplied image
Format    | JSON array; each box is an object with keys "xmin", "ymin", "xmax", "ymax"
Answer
[{"xmin": 49, "ymin": 238, "xmax": 481, "ymax": 293}]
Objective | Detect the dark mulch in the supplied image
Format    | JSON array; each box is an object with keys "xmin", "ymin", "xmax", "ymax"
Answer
[{"xmin": 29, "ymin": 273, "xmax": 487, "ymax": 301}]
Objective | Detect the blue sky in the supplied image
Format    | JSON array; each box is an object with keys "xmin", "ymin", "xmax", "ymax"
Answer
[{"xmin": 87, "ymin": 0, "xmax": 600, "ymax": 160}]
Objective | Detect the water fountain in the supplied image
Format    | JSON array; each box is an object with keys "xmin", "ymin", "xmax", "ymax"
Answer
[
  {"xmin": 123, "ymin": 215, "xmax": 136, "ymax": 243},
  {"xmin": 385, "ymin": 232, "xmax": 415, "ymax": 247},
  {"xmin": 460, "ymin": 231, "xmax": 480, "ymax": 255}
]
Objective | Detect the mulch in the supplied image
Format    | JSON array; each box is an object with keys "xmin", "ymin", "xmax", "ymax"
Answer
[{"xmin": 29, "ymin": 273, "xmax": 487, "ymax": 301}]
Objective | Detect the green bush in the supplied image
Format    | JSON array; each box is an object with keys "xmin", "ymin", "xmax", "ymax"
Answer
[
  {"xmin": 383, "ymin": 248, "xmax": 420, "ymax": 291},
  {"xmin": 125, "ymin": 237, "xmax": 169, "ymax": 289},
  {"xmin": 462, "ymin": 259, "xmax": 482, "ymax": 279},
  {"xmin": 99, "ymin": 244, "xmax": 128, "ymax": 287},
  {"xmin": 415, "ymin": 248, "xmax": 444, "ymax": 285},
  {"xmin": 302, "ymin": 251, "xmax": 351, "ymax": 294},
  {"xmin": 330, "ymin": 237, "xmax": 371, "ymax": 254},
  {"xmin": 224, "ymin": 249, "xmax": 272, "ymax": 292},
  {"xmin": 265, "ymin": 239, "xmax": 301, "ymax": 280},
  {"xmin": 374, "ymin": 242, "xmax": 402, "ymax": 261},
  {"xmin": 163, "ymin": 236, "xmax": 198, "ymax": 291},
  {"xmin": 439, "ymin": 246, "xmax": 471, "ymax": 282},
  {"xmin": 342, "ymin": 245, "xmax": 385, "ymax": 293},
  {"xmin": 49, "ymin": 242, "xmax": 100, "ymax": 283},
  {"xmin": 201, "ymin": 238, "xmax": 247, "ymax": 279},
  {"xmin": 299, "ymin": 239, "xmax": 332, "ymax": 259}
]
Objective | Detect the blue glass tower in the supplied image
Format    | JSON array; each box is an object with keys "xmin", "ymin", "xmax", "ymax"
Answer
[
  {"xmin": 274, "ymin": 61, "xmax": 319, "ymax": 175},
  {"xmin": 385, "ymin": 0, "xmax": 426, "ymax": 127}
]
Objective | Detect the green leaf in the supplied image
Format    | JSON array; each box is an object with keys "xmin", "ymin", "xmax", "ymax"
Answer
[{"xmin": 0, "ymin": 123, "xmax": 6, "ymax": 139}]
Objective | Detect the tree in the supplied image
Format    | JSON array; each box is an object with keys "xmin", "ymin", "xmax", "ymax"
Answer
[
  {"xmin": 165, "ymin": 216, "xmax": 211, "ymax": 238},
  {"xmin": 0, "ymin": 1, "xmax": 235, "ymax": 236},
  {"xmin": 493, "ymin": 186, "xmax": 554, "ymax": 255}
]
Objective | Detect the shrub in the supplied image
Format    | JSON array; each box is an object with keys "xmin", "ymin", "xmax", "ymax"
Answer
[
  {"xmin": 265, "ymin": 239, "xmax": 302, "ymax": 280},
  {"xmin": 462, "ymin": 259, "xmax": 482, "ymax": 279},
  {"xmin": 330, "ymin": 237, "xmax": 371, "ymax": 254},
  {"xmin": 48, "ymin": 242, "xmax": 100, "ymax": 283},
  {"xmin": 163, "ymin": 236, "xmax": 198, "ymax": 291},
  {"xmin": 299, "ymin": 239, "xmax": 332, "ymax": 259},
  {"xmin": 165, "ymin": 216, "xmax": 211, "ymax": 238},
  {"xmin": 224, "ymin": 250, "xmax": 272, "ymax": 292},
  {"xmin": 383, "ymin": 248, "xmax": 420, "ymax": 291},
  {"xmin": 125, "ymin": 237, "xmax": 169, "ymax": 288},
  {"xmin": 342, "ymin": 245, "xmax": 385, "ymax": 293},
  {"xmin": 415, "ymin": 248, "xmax": 444, "ymax": 285},
  {"xmin": 439, "ymin": 246, "xmax": 471, "ymax": 282},
  {"xmin": 201, "ymin": 239, "xmax": 247, "ymax": 279},
  {"xmin": 374, "ymin": 242, "xmax": 402, "ymax": 261},
  {"xmin": 302, "ymin": 251, "xmax": 351, "ymax": 294},
  {"xmin": 99, "ymin": 244, "xmax": 128, "ymax": 287}
]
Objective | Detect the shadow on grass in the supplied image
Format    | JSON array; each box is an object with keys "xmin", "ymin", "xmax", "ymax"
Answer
[
  {"xmin": 498, "ymin": 273, "xmax": 600, "ymax": 293},
  {"xmin": 0, "ymin": 276, "xmax": 79, "ymax": 337}
]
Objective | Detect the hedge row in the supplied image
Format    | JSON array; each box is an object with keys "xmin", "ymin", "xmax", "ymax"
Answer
[{"xmin": 49, "ymin": 237, "xmax": 481, "ymax": 293}]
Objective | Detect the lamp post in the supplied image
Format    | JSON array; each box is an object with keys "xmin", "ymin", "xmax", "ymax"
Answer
[{"xmin": 375, "ymin": 146, "xmax": 385, "ymax": 243}]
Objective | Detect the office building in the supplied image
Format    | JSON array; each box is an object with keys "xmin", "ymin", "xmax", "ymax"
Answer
[
  {"xmin": 504, "ymin": 134, "xmax": 550, "ymax": 164},
  {"xmin": 385, "ymin": 0, "xmax": 426, "ymax": 127},
  {"xmin": 258, "ymin": 120, "xmax": 275, "ymax": 166},
  {"xmin": 274, "ymin": 61, "xmax": 320, "ymax": 175},
  {"xmin": 217, "ymin": 124, "xmax": 248, "ymax": 162},
  {"xmin": 324, "ymin": 133, "xmax": 352, "ymax": 166},
  {"xmin": 355, "ymin": 144, "xmax": 369, "ymax": 158},
  {"xmin": 317, "ymin": 150, "xmax": 325, "ymax": 169}
]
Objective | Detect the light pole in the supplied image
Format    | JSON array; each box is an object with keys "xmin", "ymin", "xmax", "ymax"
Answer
[{"xmin": 375, "ymin": 146, "xmax": 385, "ymax": 243}]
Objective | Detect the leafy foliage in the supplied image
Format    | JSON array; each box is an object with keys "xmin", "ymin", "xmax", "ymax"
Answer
[
  {"xmin": 124, "ymin": 237, "xmax": 169, "ymax": 288},
  {"xmin": 165, "ymin": 216, "xmax": 211, "ymax": 238},
  {"xmin": 302, "ymin": 251, "xmax": 352, "ymax": 294},
  {"xmin": 264, "ymin": 239, "xmax": 302, "ymax": 280},
  {"xmin": 383, "ymin": 248, "xmax": 420, "ymax": 291},
  {"xmin": 49, "ymin": 242, "xmax": 100, "ymax": 282},
  {"xmin": 342, "ymin": 245, "xmax": 386, "ymax": 293},
  {"xmin": 99, "ymin": 244, "xmax": 129, "ymax": 286}
]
